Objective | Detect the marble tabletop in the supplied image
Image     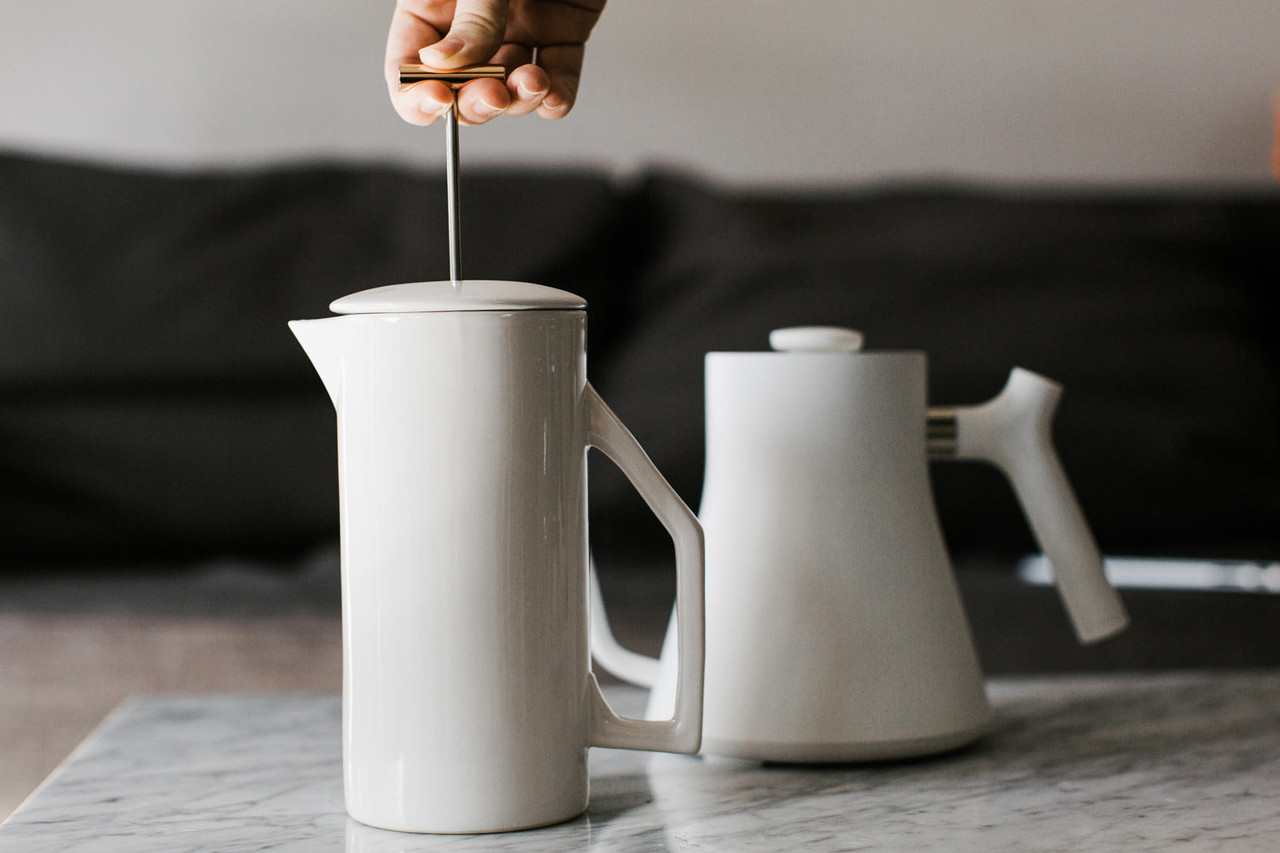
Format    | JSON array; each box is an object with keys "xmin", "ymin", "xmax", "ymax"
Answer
[{"xmin": 3, "ymin": 672, "xmax": 1279, "ymax": 852}]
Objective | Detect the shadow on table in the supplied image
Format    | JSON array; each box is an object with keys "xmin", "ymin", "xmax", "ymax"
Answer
[{"xmin": 340, "ymin": 768, "xmax": 661, "ymax": 852}]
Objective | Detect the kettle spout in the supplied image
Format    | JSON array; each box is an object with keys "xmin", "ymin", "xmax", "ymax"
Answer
[{"xmin": 289, "ymin": 318, "xmax": 344, "ymax": 407}]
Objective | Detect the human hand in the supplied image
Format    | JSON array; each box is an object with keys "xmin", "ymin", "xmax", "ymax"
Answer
[{"xmin": 386, "ymin": 0, "xmax": 606, "ymax": 127}]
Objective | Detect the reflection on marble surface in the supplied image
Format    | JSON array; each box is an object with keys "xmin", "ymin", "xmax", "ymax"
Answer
[{"xmin": 3, "ymin": 674, "xmax": 1280, "ymax": 851}]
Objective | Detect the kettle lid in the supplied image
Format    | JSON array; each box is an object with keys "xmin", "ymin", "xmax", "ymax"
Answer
[
  {"xmin": 768, "ymin": 326, "xmax": 865, "ymax": 352},
  {"xmin": 329, "ymin": 280, "xmax": 586, "ymax": 314}
]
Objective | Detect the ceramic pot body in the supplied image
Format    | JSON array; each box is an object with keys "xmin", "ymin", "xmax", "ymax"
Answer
[
  {"xmin": 292, "ymin": 284, "xmax": 704, "ymax": 833},
  {"xmin": 338, "ymin": 310, "xmax": 589, "ymax": 832},
  {"xmin": 648, "ymin": 351, "xmax": 992, "ymax": 761}
]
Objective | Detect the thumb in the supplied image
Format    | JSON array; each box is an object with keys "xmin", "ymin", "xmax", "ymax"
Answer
[{"xmin": 420, "ymin": 0, "xmax": 509, "ymax": 67}]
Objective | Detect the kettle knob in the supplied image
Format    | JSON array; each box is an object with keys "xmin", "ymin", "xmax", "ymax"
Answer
[{"xmin": 769, "ymin": 326, "xmax": 865, "ymax": 352}]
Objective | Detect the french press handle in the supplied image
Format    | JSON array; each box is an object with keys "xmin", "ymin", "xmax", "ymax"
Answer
[{"xmin": 582, "ymin": 384, "xmax": 704, "ymax": 751}]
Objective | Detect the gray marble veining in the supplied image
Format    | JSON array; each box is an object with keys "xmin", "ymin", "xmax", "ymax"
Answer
[{"xmin": 3, "ymin": 673, "xmax": 1279, "ymax": 851}]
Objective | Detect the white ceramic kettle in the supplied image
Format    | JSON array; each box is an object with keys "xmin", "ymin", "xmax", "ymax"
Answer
[
  {"xmin": 290, "ymin": 280, "xmax": 704, "ymax": 833},
  {"xmin": 593, "ymin": 326, "xmax": 1127, "ymax": 763}
]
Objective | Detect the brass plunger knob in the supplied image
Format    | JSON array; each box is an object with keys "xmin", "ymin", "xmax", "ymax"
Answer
[
  {"xmin": 396, "ymin": 64, "xmax": 508, "ymax": 288},
  {"xmin": 398, "ymin": 64, "xmax": 506, "ymax": 88}
]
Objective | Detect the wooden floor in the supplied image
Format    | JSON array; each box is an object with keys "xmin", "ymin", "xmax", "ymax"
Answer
[{"xmin": 0, "ymin": 611, "xmax": 342, "ymax": 820}]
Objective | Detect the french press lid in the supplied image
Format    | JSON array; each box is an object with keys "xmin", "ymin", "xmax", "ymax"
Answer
[{"xmin": 330, "ymin": 280, "xmax": 587, "ymax": 314}]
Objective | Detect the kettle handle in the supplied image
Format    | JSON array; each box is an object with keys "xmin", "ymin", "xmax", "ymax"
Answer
[
  {"xmin": 933, "ymin": 368, "xmax": 1129, "ymax": 644},
  {"xmin": 582, "ymin": 383, "xmax": 704, "ymax": 753},
  {"xmin": 589, "ymin": 563, "xmax": 663, "ymax": 687}
]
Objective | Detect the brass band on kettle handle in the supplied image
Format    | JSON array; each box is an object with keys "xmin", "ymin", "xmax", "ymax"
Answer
[{"xmin": 398, "ymin": 64, "xmax": 507, "ymax": 87}]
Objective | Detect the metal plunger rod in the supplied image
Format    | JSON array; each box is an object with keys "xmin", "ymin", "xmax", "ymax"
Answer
[
  {"xmin": 398, "ymin": 64, "xmax": 507, "ymax": 290},
  {"xmin": 445, "ymin": 93, "xmax": 461, "ymax": 288}
]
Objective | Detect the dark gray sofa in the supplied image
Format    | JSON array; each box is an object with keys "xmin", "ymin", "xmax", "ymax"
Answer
[{"xmin": 2, "ymin": 151, "xmax": 1277, "ymax": 672}]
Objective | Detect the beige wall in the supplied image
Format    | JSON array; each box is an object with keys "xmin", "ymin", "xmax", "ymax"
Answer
[{"xmin": 1, "ymin": 1, "xmax": 1277, "ymax": 186}]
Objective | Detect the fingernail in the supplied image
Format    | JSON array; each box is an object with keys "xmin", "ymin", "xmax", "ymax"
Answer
[
  {"xmin": 517, "ymin": 80, "xmax": 548, "ymax": 101},
  {"xmin": 420, "ymin": 97, "xmax": 451, "ymax": 118},
  {"xmin": 475, "ymin": 99, "xmax": 506, "ymax": 118},
  {"xmin": 420, "ymin": 39, "xmax": 461, "ymax": 64},
  {"xmin": 542, "ymin": 95, "xmax": 567, "ymax": 112}
]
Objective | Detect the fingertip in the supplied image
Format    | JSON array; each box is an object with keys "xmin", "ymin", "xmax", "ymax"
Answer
[
  {"xmin": 462, "ymin": 97, "xmax": 510, "ymax": 125},
  {"xmin": 510, "ymin": 66, "xmax": 549, "ymax": 101},
  {"xmin": 419, "ymin": 38, "xmax": 463, "ymax": 67},
  {"xmin": 456, "ymin": 79, "xmax": 510, "ymax": 125},
  {"xmin": 399, "ymin": 80, "xmax": 455, "ymax": 125},
  {"xmin": 475, "ymin": 101, "xmax": 508, "ymax": 124},
  {"xmin": 389, "ymin": 91, "xmax": 440, "ymax": 127},
  {"xmin": 537, "ymin": 94, "xmax": 572, "ymax": 120},
  {"xmin": 419, "ymin": 98, "xmax": 452, "ymax": 124}
]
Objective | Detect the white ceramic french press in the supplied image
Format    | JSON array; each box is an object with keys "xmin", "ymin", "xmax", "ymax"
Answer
[
  {"xmin": 292, "ymin": 281, "xmax": 704, "ymax": 834},
  {"xmin": 289, "ymin": 64, "xmax": 704, "ymax": 835},
  {"xmin": 593, "ymin": 326, "xmax": 1127, "ymax": 763}
]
